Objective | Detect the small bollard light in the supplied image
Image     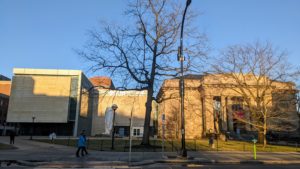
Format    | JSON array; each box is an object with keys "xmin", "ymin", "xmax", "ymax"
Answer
[{"xmin": 252, "ymin": 139, "xmax": 257, "ymax": 160}]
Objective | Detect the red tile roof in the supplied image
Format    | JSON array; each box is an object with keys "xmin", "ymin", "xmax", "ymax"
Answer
[{"xmin": 89, "ymin": 76, "xmax": 114, "ymax": 89}]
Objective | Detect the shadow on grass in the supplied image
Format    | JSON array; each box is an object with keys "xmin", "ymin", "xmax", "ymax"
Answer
[
  {"xmin": 0, "ymin": 143, "xmax": 17, "ymax": 150},
  {"xmin": 33, "ymin": 138, "xmax": 300, "ymax": 152}
]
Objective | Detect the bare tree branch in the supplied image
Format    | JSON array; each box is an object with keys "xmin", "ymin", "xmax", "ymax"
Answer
[
  {"xmin": 78, "ymin": 0, "xmax": 208, "ymax": 145},
  {"xmin": 212, "ymin": 41, "xmax": 300, "ymax": 147}
]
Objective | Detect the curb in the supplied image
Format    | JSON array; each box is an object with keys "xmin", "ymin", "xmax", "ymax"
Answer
[
  {"xmin": 2, "ymin": 159, "xmax": 300, "ymax": 167},
  {"xmin": 130, "ymin": 160, "xmax": 155, "ymax": 166},
  {"xmin": 0, "ymin": 160, "xmax": 38, "ymax": 167},
  {"xmin": 130, "ymin": 159, "xmax": 300, "ymax": 166},
  {"xmin": 16, "ymin": 160, "xmax": 39, "ymax": 167}
]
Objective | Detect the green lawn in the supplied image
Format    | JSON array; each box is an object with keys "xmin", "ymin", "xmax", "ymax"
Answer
[
  {"xmin": 35, "ymin": 138, "xmax": 300, "ymax": 152},
  {"xmin": 0, "ymin": 143, "xmax": 16, "ymax": 150},
  {"xmin": 184, "ymin": 139, "xmax": 299, "ymax": 152}
]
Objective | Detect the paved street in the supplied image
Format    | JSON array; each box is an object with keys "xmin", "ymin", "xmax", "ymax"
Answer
[
  {"xmin": 2, "ymin": 162, "xmax": 300, "ymax": 169},
  {"xmin": 142, "ymin": 164, "xmax": 300, "ymax": 169},
  {"xmin": 1, "ymin": 136, "xmax": 300, "ymax": 168}
]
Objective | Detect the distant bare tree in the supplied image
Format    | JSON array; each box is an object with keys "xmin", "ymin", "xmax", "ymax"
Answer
[
  {"xmin": 296, "ymin": 91, "xmax": 300, "ymax": 133},
  {"xmin": 78, "ymin": 0, "xmax": 208, "ymax": 145},
  {"xmin": 213, "ymin": 41, "xmax": 299, "ymax": 148}
]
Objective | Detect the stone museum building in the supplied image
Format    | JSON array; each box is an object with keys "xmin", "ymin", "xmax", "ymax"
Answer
[{"xmin": 157, "ymin": 74, "xmax": 299, "ymax": 139}]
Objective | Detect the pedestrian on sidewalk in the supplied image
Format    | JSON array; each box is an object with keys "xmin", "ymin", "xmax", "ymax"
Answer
[
  {"xmin": 76, "ymin": 130, "xmax": 87, "ymax": 157},
  {"xmin": 209, "ymin": 135, "xmax": 214, "ymax": 148},
  {"xmin": 9, "ymin": 130, "xmax": 16, "ymax": 144},
  {"xmin": 49, "ymin": 132, "xmax": 56, "ymax": 144},
  {"xmin": 208, "ymin": 129, "xmax": 215, "ymax": 149},
  {"xmin": 82, "ymin": 133, "xmax": 88, "ymax": 155}
]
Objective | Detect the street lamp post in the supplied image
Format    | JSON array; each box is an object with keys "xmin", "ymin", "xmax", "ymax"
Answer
[
  {"xmin": 3, "ymin": 121, "xmax": 6, "ymax": 136},
  {"xmin": 30, "ymin": 115, "xmax": 35, "ymax": 140},
  {"xmin": 111, "ymin": 104, "xmax": 118, "ymax": 150},
  {"xmin": 178, "ymin": 0, "xmax": 192, "ymax": 158}
]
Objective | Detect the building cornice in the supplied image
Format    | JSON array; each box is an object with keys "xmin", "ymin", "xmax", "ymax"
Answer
[{"xmin": 13, "ymin": 68, "xmax": 82, "ymax": 76}]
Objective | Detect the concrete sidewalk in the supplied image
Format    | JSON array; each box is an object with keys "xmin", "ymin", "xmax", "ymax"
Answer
[{"xmin": 0, "ymin": 136, "xmax": 300, "ymax": 167}]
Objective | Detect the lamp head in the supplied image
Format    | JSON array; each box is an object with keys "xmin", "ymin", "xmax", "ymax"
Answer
[
  {"xmin": 186, "ymin": 0, "xmax": 192, "ymax": 7},
  {"xmin": 112, "ymin": 104, "xmax": 118, "ymax": 111}
]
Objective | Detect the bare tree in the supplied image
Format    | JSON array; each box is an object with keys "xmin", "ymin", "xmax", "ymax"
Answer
[
  {"xmin": 212, "ymin": 41, "xmax": 299, "ymax": 147},
  {"xmin": 78, "ymin": 0, "xmax": 208, "ymax": 145}
]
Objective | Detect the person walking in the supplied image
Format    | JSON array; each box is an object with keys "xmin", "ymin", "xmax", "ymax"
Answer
[
  {"xmin": 76, "ymin": 130, "xmax": 86, "ymax": 157},
  {"xmin": 49, "ymin": 132, "xmax": 56, "ymax": 144},
  {"xmin": 209, "ymin": 135, "xmax": 214, "ymax": 148},
  {"xmin": 9, "ymin": 130, "xmax": 16, "ymax": 144},
  {"xmin": 82, "ymin": 133, "xmax": 89, "ymax": 155}
]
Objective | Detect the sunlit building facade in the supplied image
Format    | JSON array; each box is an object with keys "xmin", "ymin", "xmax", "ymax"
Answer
[
  {"xmin": 7, "ymin": 68, "xmax": 94, "ymax": 136},
  {"xmin": 88, "ymin": 76, "xmax": 156, "ymax": 137},
  {"xmin": 91, "ymin": 89, "xmax": 157, "ymax": 137},
  {"xmin": 6, "ymin": 68, "xmax": 156, "ymax": 136},
  {"xmin": 157, "ymin": 74, "xmax": 299, "ymax": 139}
]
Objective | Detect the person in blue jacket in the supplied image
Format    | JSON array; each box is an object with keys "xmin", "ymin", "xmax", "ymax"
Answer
[
  {"xmin": 76, "ymin": 130, "xmax": 86, "ymax": 157},
  {"xmin": 82, "ymin": 133, "xmax": 89, "ymax": 155}
]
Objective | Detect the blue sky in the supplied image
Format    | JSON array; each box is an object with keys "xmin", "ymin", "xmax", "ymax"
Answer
[{"xmin": 1, "ymin": 0, "xmax": 299, "ymax": 80}]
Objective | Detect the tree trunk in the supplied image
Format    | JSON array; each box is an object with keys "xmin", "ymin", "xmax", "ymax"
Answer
[
  {"xmin": 141, "ymin": 86, "xmax": 154, "ymax": 146},
  {"xmin": 263, "ymin": 117, "xmax": 267, "ymax": 148},
  {"xmin": 258, "ymin": 130, "xmax": 264, "ymax": 144},
  {"xmin": 263, "ymin": 130, "xmax": 267, "ymax": 148},
  {"xmin": 141, "ymin": 41, "xmax": 157, "ymax": 146}
]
